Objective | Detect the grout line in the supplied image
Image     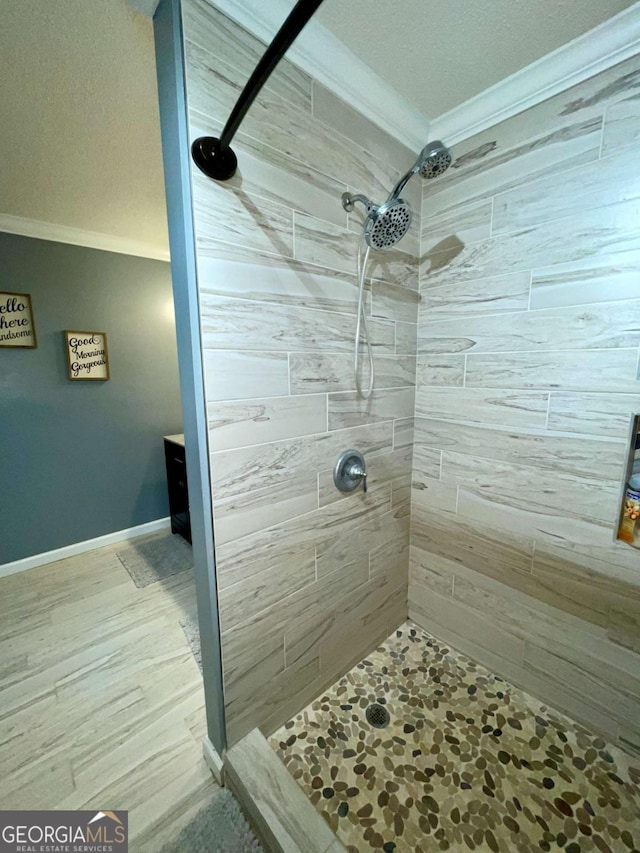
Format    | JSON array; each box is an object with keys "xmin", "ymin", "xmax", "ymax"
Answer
[
  {"xmin": 291, "ymin": 210, "xmax": 297, "ymax": 259},
  {"xmin": 598, "ymin": 111, "xmax": 605, "ymax": 159},
  {"xmin": 544, "ymin": 392, "xmax": 552, "ymax": 431}
]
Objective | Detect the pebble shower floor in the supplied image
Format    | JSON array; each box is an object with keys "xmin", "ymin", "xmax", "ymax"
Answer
[{"xmin": 270, "ymin": 623, "xmax": 640, "ymax": 852}]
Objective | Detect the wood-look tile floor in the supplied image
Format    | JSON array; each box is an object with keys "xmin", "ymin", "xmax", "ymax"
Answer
[{"xmin": 0, "ymin": 534, "xmax": 218, "ymax": 852}]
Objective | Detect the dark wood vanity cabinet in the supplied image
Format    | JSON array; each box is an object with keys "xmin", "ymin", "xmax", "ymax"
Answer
[{"xmin": 164, "ymin": 435, "xmax": 191, "ymax": 543}]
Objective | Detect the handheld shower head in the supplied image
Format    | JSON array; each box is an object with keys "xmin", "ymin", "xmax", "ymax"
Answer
[
  {"xmin": 342, "ymin": 139, "xmax": 451, "ymax": 251},
  {"xmin": 341, "ymin": 192, "xmax": 412, "ymax": 250},
  {"xmin": 418, "ymin": 140, "xmax": 452, "ymax": 178}
]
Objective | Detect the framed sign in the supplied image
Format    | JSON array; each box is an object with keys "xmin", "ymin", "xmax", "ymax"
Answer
[
  {"xmin": 0, "ymin": 292, "xmax": 37, "ymax": 347},
  {"xmin": 65, "ymin": 330, "xmax": 110, "ymax": 381}
]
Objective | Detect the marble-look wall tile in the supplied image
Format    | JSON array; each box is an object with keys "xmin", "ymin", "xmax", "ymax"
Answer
[
  {"xmin": 465, "ymin": 348, "xmax": 640, "ymax": 392},
  {"xmin": 191, "ymin": 109, "xmax": 349, "ymax": 230},
  {"xmin": 200, "ymin": 293, "xmax": 394, "ymax": 354},
  {"xmin": 415, "ymin": 386, "xmax": 549, "ymax": 427},
  {"xmin": 310, "ymin": 82, "xmax": 415, "ymax": 178},
  {"xmin": 415, "ymin": 355, "xmax": 465, "ymax": 387},
  {"xmin": 218, "ymin": 550, "xmax": 317, "ymax": 630},
  {"xmin": 314, "ymin": 508, "xmax": 404, "ymax": 580},
  {"xmin": 423, "ymin": 116, "xmax": 603, "ymax": 222},
  {"xmin": 210, "ymin": 423, "xmax": 393, "ymax": 501},
  {"xmin": 207, "ymin": 394, "xmax": 327, "ymax": 452},
  {"xmin": 411, "ymin": 90, "xmax": 640, "ymax": 741},
  {"xmin": 393, "ymin": 417, "xmax": 414, "ymax": 450},
  {"xmin": 414, "ymin": 417, "xmax": 626, "ymax": 481},
  {"xmin": 202, "ymin": 350, "xmax": 289, "ymax": 402},
  {"xmin": 420, "ymin": 270, "xmax": 531, "ymax": 320},
  {"xmin": 411, "ymin": 478, "xmax": 458, "ymax": 515},
  {"xmin": 530, "ymin": 253, "xmax": 640, "ymax": 310},
  {"xmin": 421, "ymin": 199, "xmax": 492, "ymax": 254},
  {"xmin": 295, "ymin": 212, "xmax": 419, "ymax": 289},
  {"xmin": 412, "ymin": 445, "xmax": 442, "ymax": 481},
  {"xmin": 192, "ymin": 171, "xmax": 293, "ymax": 258},
  {"xmin": 441, "ymin": 450, "xmax": 619, "ymax": 526},
  {"xmin": 95, "ymin": 0, "xmax": 434, "ymax": 758},
  {"xmin": 183, "ymin": 0, "xmax": 312, "ymax": 114},
  {"xmin": 318, "ymin": 447, "xmax": 411, "ymax": 507},
  {"xmin": 215, "ymin": 484, "xmax": 392, "ymax": 594},
  {"xmin": 289, "ymin": 353, "xmax": 416, "ymax": 395},
  {"xmin": 184, "ymin": 39, "xmax": 400, "ymax": 205},
  {"xmin": 418, "ymin": 299, "xmax": 640, "ymax": 355},
  {"xmin": 395, "ymin": 321, "xmax": 418, "ymax": 355},
  {"xmin": 547, "ymin": 391, "xmax": 640, "ymax": 437},
  {"xmin": 492, "ymin": 147, "xmax": 640, "ymax": 236},
  {"xmin": 212, "ymin": 475, "xmax": 318, "ymax": 545},
  {"xmin": 371, "ymin": 280, "xmax": 420, "ymax": 324},
  {"xmin": 602, "ymin": 94, "xmax": 640, "ymax": 157},
  {"xmin": 422, "ymin": 198, "xmax": 640, "ymax": 288},
  {"xmin": 328, "ymin": 386, "xmax": 415, "ymax": 430}
]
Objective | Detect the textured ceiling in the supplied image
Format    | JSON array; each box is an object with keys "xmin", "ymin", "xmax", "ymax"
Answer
[
  {"xmin": 315, "ymin": 0, "xmax": 637, "ymax": 118},
  {"xmin": 0, "ymin": 0, "xmax": 168, "ymax": 251}
]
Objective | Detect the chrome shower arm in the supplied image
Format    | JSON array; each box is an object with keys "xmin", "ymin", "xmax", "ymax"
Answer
[
  {"xmin": 341, "ymin": 192, "xmax": 376, "ymax": 213},
  {"xmin": 387, "ymin": 154, "xmax": 423, "ymax": 203}
]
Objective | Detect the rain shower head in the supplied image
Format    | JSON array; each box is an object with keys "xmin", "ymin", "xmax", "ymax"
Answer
[{"xmin": 342, "ymin": 139, "xmax": 451, "ymax": 250}]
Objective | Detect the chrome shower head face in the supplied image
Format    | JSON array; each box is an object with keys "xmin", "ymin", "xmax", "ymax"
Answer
[
  {"xmin": 419, "ymin": 140, "xmax": 452, "ymax": 178},
  {"xmin": 364, "ymin": 198, "xmax": 412, "ymax": 250}
]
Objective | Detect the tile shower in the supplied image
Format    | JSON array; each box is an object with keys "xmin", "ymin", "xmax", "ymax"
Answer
[{"xmin": 164, "ymin": 0, "xmax": 640, "ymax": 847}]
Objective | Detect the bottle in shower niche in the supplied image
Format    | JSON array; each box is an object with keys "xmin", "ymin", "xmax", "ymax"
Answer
[{"xmin": 619, "ymin": 474, "xmax": 640, "ymax": 546}]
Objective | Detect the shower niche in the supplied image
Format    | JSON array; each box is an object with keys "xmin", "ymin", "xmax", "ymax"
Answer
[{"xmin": 617, "ymin": 413, "xmax": 640, "ymax": 549}]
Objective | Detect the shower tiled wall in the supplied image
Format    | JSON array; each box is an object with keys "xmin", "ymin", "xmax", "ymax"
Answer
[
  {"xmin": 181, "ymin": 0, "xmax": 419, "ymax": 744},
  {"xmin": 411, "ymin": 55, "xmax": 640, "ymax": 754}
]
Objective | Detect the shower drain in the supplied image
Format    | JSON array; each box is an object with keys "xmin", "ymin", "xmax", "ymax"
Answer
[{"xmin": 365, "ymin": 703, "xmax": 390, "ymax": 729}]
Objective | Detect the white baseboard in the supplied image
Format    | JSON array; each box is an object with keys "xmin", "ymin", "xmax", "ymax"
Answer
[
  {"xmin": 0, "ymin": 517, "xmax": 171, "ymax": 579},
  {"xmin": 203, "ymin": 736, "xmax": 225, "ymax": 785}
]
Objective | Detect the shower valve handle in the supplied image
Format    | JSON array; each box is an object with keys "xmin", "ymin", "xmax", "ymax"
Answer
[
  {"xmin": 346, "ymin": 463, "xmax": 367, "ymax": 493},
  {"xmin": 334, "ymin": 450, "xmax": 368, "ymax": 494}
]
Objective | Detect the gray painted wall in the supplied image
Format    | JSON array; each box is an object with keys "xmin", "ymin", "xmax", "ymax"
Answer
[{"xmin": 0, "ymin": 232, "xmax": 182, "ymax": 563}]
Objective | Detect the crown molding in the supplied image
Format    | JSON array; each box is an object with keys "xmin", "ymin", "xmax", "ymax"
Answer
[
  {"xmin": 430, "ymin": 1, "xmax": 640, "ymax": 146},
  {"xmin": 207, "ymin": 0, "xmax": 430, "ymax": 153},
  {"xmin": 0, "ymin": 213, "xmax": 170, "ymax": 262}
]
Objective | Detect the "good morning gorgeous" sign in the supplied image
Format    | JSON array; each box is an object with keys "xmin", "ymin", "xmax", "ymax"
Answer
[
  {"xmin": 0, "ymin": 292, "xmax": 37, "ymax": 348},
  {"xmin": 65, "ymin": 330, "xmax": 110, "ymax": 381}
]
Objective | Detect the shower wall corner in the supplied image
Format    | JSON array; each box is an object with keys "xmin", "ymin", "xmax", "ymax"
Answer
[{"xmin": 155, "ymin": 0, "xmax": 422, "ymax": 748}]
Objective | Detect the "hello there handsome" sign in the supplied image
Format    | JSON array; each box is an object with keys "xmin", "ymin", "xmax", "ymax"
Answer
[
  {"xmin": 0, "ymin": 292, "xmax": 37, "ymax": 347},
  {"xmin": 65, "ymin": 330, "xmax": 110, "ymax": 381}
]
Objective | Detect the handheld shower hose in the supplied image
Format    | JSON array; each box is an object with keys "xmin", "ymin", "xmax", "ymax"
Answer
[
  {"xmin": 345, "ymin": 140, "xmax": 452, "ymax": 399},
  {"xmin": 355, "ymin": 235, "xmax": 374, "ymax": 399}
]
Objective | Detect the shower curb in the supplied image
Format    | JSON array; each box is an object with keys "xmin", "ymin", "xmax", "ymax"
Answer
[{"xmin": 225, "ymin": 728, "xmax": 346, "ymax": 853}]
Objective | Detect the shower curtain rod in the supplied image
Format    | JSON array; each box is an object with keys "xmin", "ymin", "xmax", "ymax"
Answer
[{"xmin": 191, "ymin": 0, "xmax": 325, "ymax": 181}]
